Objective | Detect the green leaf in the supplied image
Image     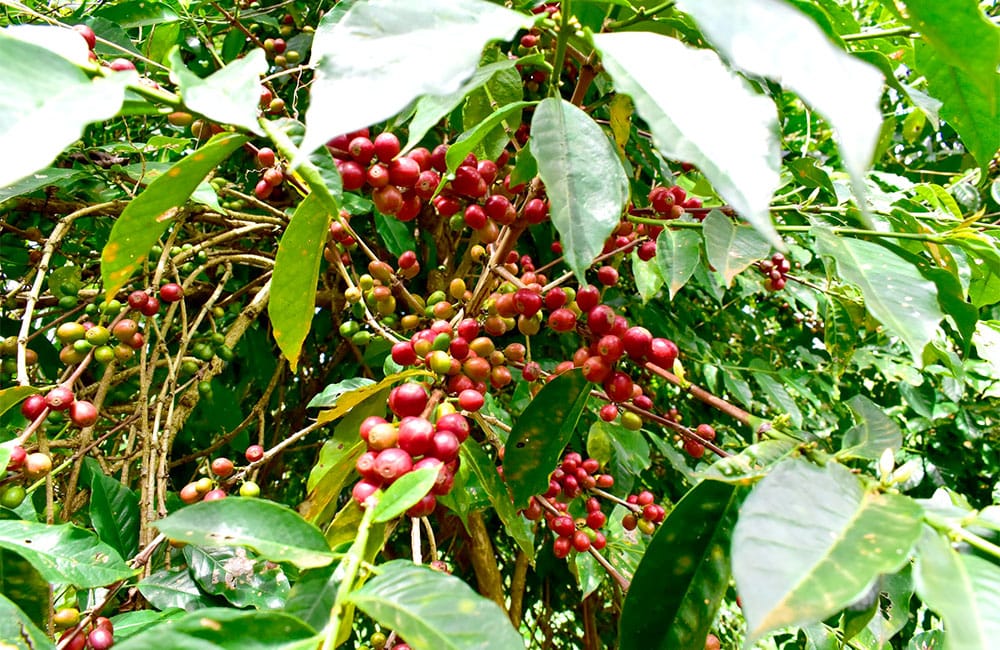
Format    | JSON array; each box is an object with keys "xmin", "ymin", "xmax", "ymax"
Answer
[
  {"xmin": 168, "ymin": 47, "xmax": 267, "ymax": 135},
  {"xmin": 787, "ymin": 158, "xmax": 837, "ymax": 199},
  {"xmin": 0, "ymin": 520, "xmax": 135, "ymax": 587},
  {"xmin": 82, "ymin": 458, "xmax": 140, "ymax": 559},
  {"xmin": 348, "ymin": 559, "xmax": 524, "ymax": 650},
  {"xmin": 914, "ymin": 527, "xmax": 1000, "ymax": 650},
  {"xmin": 619, "ymin": 480, "xmax": 742, "ymax": 650},
  {"xmin": 0, "ymin": 385, "xmax": 37, "ymax": 419},
  {"xmin": 0, "ymin": 548, "xmax": 49, "ymax": 631},
  {"xmin": 916, "ymin": 41, "xmax": 1000, "ymax": 170},
  {"xmin": 0, "ymin": 27, "xmax": 130, "ymax": 187},
  {"xmin": 269, "ymin": 193, "xmax": 331, "ymax": 372},
  {"xmin": 460, "ymin": 442, "xmax": 535, "ymax": 561},
  {"xmin": 837, "ymin": 395, "xmax": 903, "ymax": 461},
  {"xmin": 184, "ymin": 546, "xmax": 290, "ymax": 609},
  {"xmin": 702, "ymin": 210, "xmax": 772, "ymax": 288},
  {"xmin": 300, "ymin": 440, "xmax": 366, "ymax": 526},
  {"xmin": 316, "ymin": 369, "xmax": 432, "ymax": 424},
  {"xmin": 283, "ymin": 565, "xmax": 338, "ymax": 630},
  {"xmin": 594, "ymin": 32, "xmax": 782, "ymax": 247},
  {"xmin": 901, "ymin": 0, "xmax": 1000, "ymax": 98},
  {"xmin": 446, "ymin": 101, "xmax": 535, "ymax": 173},
  {"xmin": 530, "ymin": 97, "xmax": 630, "ymax": 282},
  {"xmin": 631, "ymin": 251, "xmax": 664, "ymax": 303},
  {"xmin": 94, "ymin": 1, "xmax": 179, "ymax": 28},
  {"xmin": 307, "ymin": 377, "xmax": 376, "ymax": 408},
  {"xmin": 372, "ymin": 467, "xmax": 440, "ymax": 523},
  {"xmin": 110, "ymin": 609, "xmax": 186, "ymax": 641},
  {"xmin": 502, "ymin": 369, "xmax": 590, "ymax": 508},
  {"xmin": 654, "ymin": 227, "xmax": 701, "ymax": 299},
  {"xmin": 374, "ymin": 211, "xmax": 416, "ymax": 258},
  {"xmin": 138, "ymin": 567, "xmax": 221, "ymax": 612},
  {"xmin": 0, "ymin": 593, "xmax": 53, "ymax": 650},
  {"xmin": 404, "ymin": 53, "xmax": 543, "ymax": 153},
  {"xmin": 732, "ymin": 459, "xmax": 923, "ymax": 641},
  {"xmin": 462, "ymin": 50, "xmax": 523, "ymax": 162},
  {"xmin": 101, "ymin": 132, "xmax": 248, "ymax": 296},
  {"xmin": 679, "ymin": 0, "xmax": 884, "ymax": 211},
  {"xmin": 699, "ymin": 439, "xmax": 797, "ymax": 485},
  {"xmin": 112, "ymin": 608, "xmax": 316, "ymax": 650},
  {"xmin": 0, "ymin": 167, "xmax": 81, "ymax": 203},
  {"xmin": 154, "ymin": 499, "xmax": 336, "ymax": 569},
  {"xmin": 299, "ymin": 0, "xmax": 531, "ymax": 157},
  {"xmin": 815, "ymin": 229, "xmax": 944, "ymax": 364},
  {"xmin": 750, "ymin": 368, "xmax": 803, "ymax": 428},
  {"xmin": 825, "ymin": 296, "xmax": 860, "ymax": 370}
]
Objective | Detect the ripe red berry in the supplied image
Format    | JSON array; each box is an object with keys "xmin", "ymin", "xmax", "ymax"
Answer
[
  {"xmin": 69, "ymin": 400, "xmax": 98, "ymax": 428},
  {"xmin": 587, "ymin": 510, "xmax": 607, "ymax": 530},
  {"xmin": 338, "ymin": 160, "xmax": 366, "ymax": 190},
  {"xmin": 587, "ymin": 305, "xmax": 616, "ymax": 336},
  {"xmin": 552, "ymin": 536, "xmax": 572, "ymax": 559},
  {"xmin": 45, "ymin": 386, "xmax": 75, "ymax": 411},
  {"xmin": 263, "ymin": 168, "xmax": 284, "ymax": 187},
  {"xmin": 348, "ymin": 136, "xmax": 375, "ymax": 164},
  {"xmin": 523, "ymin": 198, "xmax": 549, "ymax": 224},
  {"xmin": 599, "ymin": 403, "xmax": 618, "ymax": 422},
  {"xmin": 373, "ymin": 132, "xmax": 401, "ymax": 163},
  {"xmin": 389, "ymin": 383, "xmax": 428, "ymax": 418},
  {"xmin": 596, "ymin": 334, "xmax": 624, "ymax": 362},
  {"xmin": 73, "ymin": 24, "xmax": 97, "ymax": 50},
  {"xmin": 397, "ymin": 416, "xmax": 435, "ymax": 456},
  {"xmin": 648, "ymin": 337, "xmax": 679, "ymax": 369},
  {"xmin": 547, "ymin": 308, "xmax": 577, "ymax": 333},
  {"xmin": 211, "ymin": 457, "xmax": 234, "ymax": 478},
  {"xmin": 388, "ymin": 156, "xmax": 421, "ymax": 188},
  {"xmin": 352, "ymin": 478, "xmax": 381, "ymax": 505},
  {"xmin": 159, "ymin": 283, "xmax": 184, "ymax": 303},
  {"xmin": 551, "ymin": 515, "xmax": 575, "ymax": 537},
  {"xmin": 575, "ymin": 285, "xmax": 600, "ymax": 311},
  {"xmin": 457, "ymin": 389, "xmax": 484, "ymax": 412},
  {"xmin": 407, "ymin": 494, "xmax": 437, "ymax": 517},
  {"xmin": 109, "ymin": 58, "xmax": 136, "ymax": 71},
  {"xmin": 7, "ymin": 446, "xmax": 26, "ymax": 471},
  {"xmin": 597, "ymin": 266, "xmax": 619, "ymax": 286},
  {"xmin": 127, "ymin": 290, "xmax": 150, "ymax": 310},
  {"xmin": 430, "ymin": 430, "xmax": 461, "ymax": 462},
  {"xmin": 372, "ymin": 185, "xmax": 403, "ymax": 215},
  {"xmin": 203, "ymin": 488, "xmax": 227, "ymax": 501},
  {"xmin": 435, "ymin": 413, "xmax": 470, "ymax": 443},
  {"xmin": 245, "ymin": 445, "xmax": 264, "ymax": 463},
  {"xmin": 603, "ymin": 371, "xmax": 634, "ymax": 403},
  {"xmin": 20, "ymin": 394, "xmax": 46, "ymax": 420},
  {"xmin": 463, "ymin": 204, "xmax": 487, "ymax": 230},
  {"xmin": 254, "ymin": 178, "xmax": 273, "ymax": 200},
  {"xmin": 696, "ymin": 423, "xmax": 716, "ymax": 441},
  {"xmin": 374, "ymin": 447, "xmax": 413, "ymax": 482},
  {"xmin": 581, "ymin": 356, "xmax": 612, "ymax": 384},
  {"xmin": 256, "ymin": 147, "xmax": 276, "ymax": 168},
  {"xmin": 684, "ymin": 439, "xmax": 706, "ymax": 459}
]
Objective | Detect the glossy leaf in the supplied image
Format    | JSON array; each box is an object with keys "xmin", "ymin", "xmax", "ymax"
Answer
[
  {"xmin": 446, "ymin": 101, "xmax": 535, "ymax": 174},
  {"xmin": 101, "ymin": 132, "xmax": 248, "ymax": 297},
  {"xmin": 374, "ymin": 211, "xmax": 416, "ymax": 258},
  {"xmin": 816, "ymin": 229, "xmax": 944, "ymax": 364},
  {"xmin": 462, "ymin": 49, "xmax": 524, "ymax": 162},
  {"xmin": 185, "ymin": 545, "xmax": 290, "ymax": 609},
  {"xmin": 460, "ymin": 441, "xmax": 535, "ymax": 561},
  {"xmin": 0, "ymin": 167, "xmax": 80, "ymax": 203},
  {"xmin": 0, "ymin": 520, "xmax": 134, "ymax": 587},
  {"xmin": 154, "ymin": 498, "xmax": 336, "ymax": 569},
  {"xmin": 372, "ymin": 467, "xmax": 440, "ymax": 523},
  {"xmin": 112, "ymin": 608, "xmax": 316, "ymax": 650},
  {"xmin": 620, "ymin": 479, "xmax": 742, "ymax": 650},
  {"xmin": 0, "ymin": 548, "xmax": 48, "ymax": 630},
  {"xmin": 299, "ymin": 0, "xmax": 531, "ymax": 157},
  {"xmin": 914, "ymin": 527, "xmax": 1000, "ymax": 650},
  {"xmin": 0, "ymin": 385, "xmax": 37, "ymax": 419},
  {"xmin": 348, "ymin": 559, "xmax": 524, "ymax": 650},
  {"xmin": 168, "ymin": 48, "xmax": 267, "ymax": 135},
  {"xmin": 680, "ymin": 0, "xmax": 884, "ymax": 207},
  {"xmin": 0, "ymin": 27, "xmax": 130, "ymax": 187},
  {"xmin": 299, "ymin": 439, "xmax": 366, "ymax": 525},
  {"xmin": 138, "ymin": 567, "xmax": 221, "ymax": 611},
  {"xmin": 916, "ymin": 41, "xmax": 1000, "ymax": 170},
  {"xmin": 699, "ymin": 439, "xmax": 797, "ymax": 485},
  {"xmin": 307, "ymin": 377, "xmax": 376, "ymax": 408},
  {"xmin": 82, "ymin": 457, "xmax": 140, "ymax": 559},
  {"xmin": 283, "ymin": 565, "xmax": 338, "ymax": 630},
  {"xmin": 316, "ymin": 369, "xmax": 432, "ymax": 424},
  {"xmin": 0, "ymin": 592, "xmax": 52, "ymax": 650},
  {"xmin": 502, "ymin": 369, "xmax": 590, "ymax": 508},
  {"xmin": 530, "ymin": 97, "xmax": 630, "ymax": 282},
  {"xmin": 702, "ymin": 210, "xmax": 772, "ymax": 288},
  {"xmin": 110, "ymin": 609, "xmax": 186, "ymax": 640},
  {"xmin": 838, "ymin": 395, "xmax": 903, "ymax": 461},
  {"xmin": 594, "ymin": 31, "xmax": 782, "ymax": 247},
  {"xmin": 654, "ymin": 227, "xmax": 701, "ymax": 299},
  {"xmin": 733, "ymin": 459, "xmax": 923, "ymax": 641},
  {"xmin": 269, "ymin": 194, "xmax": 332, "ymax": 372},
  {"xmin": 902, "ymin": 0, "xmax": 1000, "ymax": 98}
]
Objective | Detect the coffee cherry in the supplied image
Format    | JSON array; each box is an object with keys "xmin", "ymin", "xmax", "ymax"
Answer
[
  {"xmin": 24, "ymin": 452, "xmax": 52, "ymax": 479},
  {"xmin": 430, "ymin": 430, "xmax": 461, "ymax": 462},
  {"xmin": 58, "ymin": 629, "xmax": 87, "ymax": 650},
  {"xmin": 256, "ymin": 147, "xmax": 276, "ymax": 168},
  {"xmin": 575, "ymin": 285, "xmax": 600, "ymax": 311},
  {"xmin": 211, "ymin": 457, "xmax": 234, "ymax": 478},
  {"xmin": 695, "ymin": 423, "xmax": 716, "ymax": 441},
  {"xmin": 572, "ymin": 530, "xmax": 592, "ymax": 552},
  {"xmin": 603, "ymin": 371, "xmax": 633, "ymax": 403},
  {"xmin": 599, "ymin": 403, "xmax": 618, "ymax": 422},
  {"xmin": 127, "ymin": 290, "xmax": 150, "ymax": 310},
  {"xmin": 112, "ymin": 319, "xmax": 139, "ymax": 342},
  {"xmin": 374, "ymin": 447, "xmax": 413, "ymax": 482},
  {"xmin": 397, "ymin": 417, "xmax": 435, "ymax": 456},
  {"xmin": 159, "ymin": 283, "xmax": 184, "ymax": 303},
  {"xmin": 109, "ymin": 58, "xmax": 136, "ymax": 71},
  {"xmin": 435, "ymin": 412, "xmax": 470, "ymax": 443},
  {"xmin": 203, "ymin": 488, "xmax": 227, "ymax": 501},
  {"xmin": 581, "ymin": 356, "xmax": 611, "ymax": 384},
  {"xmin": 684, "ymin": 439, "xmax": 705, "ymax": 459},
  {"xmin": 353, "ymin": 478, "xmax": 381, "ymax": 505},
  {"xmin": 705, "ymin": 634, "xmax": 721, "ymax": 650},
  {"xmin": 73, "ymin": 24, "xmax": 97, "ymax": 49},
  {"xmin": 622, "ymin": 513, "xmax": 638, "ymax": 531},
  {"xmin": 597, "ymin": 266, "xmax": 619, "ymax": 286},
  {"xmin": 242, "ymin": 445, "xmax": 263, "ymax": 464},
  {"xmin": 648, "ymin": 337, "xmax": 679, "ymax": 369},
  {"xmin": 457, "ymin": 389, "xmax": 484, "ymax": 412},
  {"xmin": 548, "ymin": 308, "xmax": 577, "ymax": 332},
  {"xmin": 20, "ymin": 394, "xmax": 46, "ymax": 421},
  {"xmin": 179, "ymin": 482, "xmax": 200, "ymax": 504},
  {"xmin": 551, "ymin": 515, "xmax": 575, "ymax": 537},
  {"xmin": 553, "ymin": 536, "xmax": 572, "ymax": 559},
  {"xmin": 389, "ymin": 383, "xmax": 428, "ymax": 418},
  {"xmin": 586, "ymin": 510, "xmax": 607, "ymax": 530},
  {"xmin": 45, "ymin": 386, "xmax": 75, "ymax": 411},
  {"xmin": 637, "ymin": 518, "xmax": 656, "ymax": 535},
  {"xmin": 621, "ymin": 411, "xmax": 643, "ymax": 431},
  {"xmin": 7, "ymin": 446, "xmax": 26, "ymax": 471},
  {"xmin": 195, "ymin": 477, "xmax": 214, "ymax": 494},
  {"xmin": 389, "ymin": 156, "xmax": 420, "ymax": 188},
  {"xmin": 587, "ymin": 305, "xmax": 616, "ymax": 336},
  {"xmin": 263, "ymin": 168, "xmax": 284, "ymax": 187},
  {"xmin": 622, "ymin": 327, "xmax": 652, "ymax": 360},
  {"xmin": 69, "ymin": 400, "xmax": 98, "ymax": 427},
  {"xmin": 373, "ymin": 132, "xmax": 401, "ymax": 163}
]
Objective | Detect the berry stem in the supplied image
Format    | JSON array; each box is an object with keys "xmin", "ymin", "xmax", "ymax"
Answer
[
  {"xmin": 604, "ymin": 1, "xmax": 677, "ymax": 31},
  {"xmin": 590, "ymin": 488, "xmax": 642, "ymax": 514},
  {"xmin": 411, "ymin": 516, "xmax": 423, "ymax": 564}
]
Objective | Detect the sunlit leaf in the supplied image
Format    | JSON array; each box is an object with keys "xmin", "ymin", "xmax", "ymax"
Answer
[
  {"xmin": 168, "ymin": 47, "xmax": 267, "ymax": 135},
  {"xmin": 0, "ymin": 520, "xmax": 135, "ymax": 587},
  {"xmin": 702, "ymin": 210, "xmax": 772, "ymax": 288}
]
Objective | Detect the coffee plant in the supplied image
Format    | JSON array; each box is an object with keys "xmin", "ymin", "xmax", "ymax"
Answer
[{"xmin": 1, "ymin": 0, "xmax": 998, "ymax": 648}]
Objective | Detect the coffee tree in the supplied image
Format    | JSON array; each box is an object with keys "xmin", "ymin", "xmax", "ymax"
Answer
[{"xmin": 1, "ymin": 0, "xmax": 998, "ymax": 648}]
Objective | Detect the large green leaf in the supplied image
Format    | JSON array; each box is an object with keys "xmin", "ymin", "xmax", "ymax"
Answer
[
  {"xmin": 184, "ymin": 546, "xmax": 290, "ymax": 609},
  {"xmin": 348, "ymin": 559, "xmax": 524, "ymax": 650},
  {"xmin": 530, "ymin": 97, "xmax": 630, "ymax": 282},
  {"xmin": 732, "ymin": 459, "xmax": 923, "ymax": 641},
  {"xmin": 0, "ymin": 593, "xmax": 53, "ymax": 650},
  {"xmin": 462, "ymin": 49, "xmax": 523, "ymax": 162},
  {"xmin": 269, "ymin": 193, "xmax": 332, "ymax": 372},
  {"xmin": 154, "ymin": 499, "xmax": 336, "ymax": 569},
  {"xmin": 110, "ymin": 609, "xmax": 186, "ymax": 641},
  {"xmin": 82, "ymin": 457, "xmax": 140, "ymax": 559},
  {"xmin": 168, "ymin": 47, "xmax": 267, "ymax": 135},
  {"xmin": 620, "ymin": 479, "xmax": 742, "ymax": 650},
  {"xmin": 837, "ymin": 395, "xmax": 903, "ymax": 461},
  {"xmin": 815, "ymin": 229, "xmax": 944, "ymax": 364},
  {"xmin": 283, "ymin": 565, "xmax": 338, "ymax": 630},
  {"xmin": 502, "ymin": 369, "xmax": 590, "ymax": 508},
  {"xmin": 446, "ymin": 101, "xmax": 535, "ymax": 174},
  {"xmin": 0, "ymin": 26, "xmax": 130, "ymax": 187},
  {"xmin": 0, "ymin": 548, "xmax": 48, "ymax": 631},
  {"xmin": 460, "ymin": 441, "xmax": 535, "ymax": 561},
  {"xmin": 594, "ymin": 31, "xmax": 782, "ymax": 247},
  {"xmin": 138, "ymin": 567, "xmax": 221, "ymax": 612},
  {"xmin": 679, "ymin": 0, "xmax": 884, "ymax": 208},
  {"xmin": 0, "ymin": 520, "xmax": 134, "ymax": 587},
  {"xmin": 654, "ymin": 227, "xmax": 701, "ymax": 299},
  {"xmin": 916, "ymin": 41, "xmax": 1000, "ymax": 170},
  {"xmin": 901, "ymin": 0, "xmax": 1000, "ymax": 98},
  {"xmin": 702, "ymin": 210, "xmax": 772, "ymax": 288},
  {"xmin": 0, "ymin": 167, "xmax": 81, "ymax": 203},
  {"xmin": 372, "ymin": 467, "xmax": 440, "ymax": 523},
  {"xmin": 299, "ymin": 0, "xmax": 531, "ymax": 157},
  {"xmin": 631, "ymin": 251, "xmax": 664, "ymax": 303},
  {"xmin": 914, "ymin": 527, "xmax": 1000, "ymax": 650},
  {"xmin": 101, "ymin": 132, "xmax": 248, "ymax": 296},
  {"xmin": 112, "ymin": 608, "xmax": 316, "ymax": 650}
]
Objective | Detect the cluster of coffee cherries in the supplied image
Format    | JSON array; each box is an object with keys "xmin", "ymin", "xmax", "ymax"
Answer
[
  {"xmin": 631, "ymin": 185, "xmax": 708, "ymax": 262},
  {"xmin": 0, "ymin": 336, "xmax": 38, "ymax": 376},
  {"xmin": 252, "ymin": 147, "xmax": 285, "ymax": 201},
  {"xmin": 621, "ymin": 490, "xmax": 668, "ymax": 535},
  {"xmin": 2, "ymin": 445, "xmax": 37, "ymax": 509},
  {"xmin": 759, "ymin": 252, "xmax": 791, "ymax": 291},
  {"xmin": 350, "ymin": 383, "xmax": 469, "ymax": 517},
  {"xmin": 682, "ymin": 423, "xmax": 717, "ymax": 460},
  {"xmin": 520, "ymin": 452, "xmax": 616, "ymax": 558},
  {"xmin": 178, "ymin": 444, "xmax": 263, "ymax": 503},
  {"xmin": 57, "ymin": 613, "xmax": 114, "ymax": 650}
]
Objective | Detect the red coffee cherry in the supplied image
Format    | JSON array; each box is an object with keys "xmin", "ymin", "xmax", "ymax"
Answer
[
  {"xmin": 211, "ymin": 457, "xmax": 235, "ymax": 478},
  {"xmin": 374, "ymin": 448, "xmax": 413, "ymax": 482},
  {"xmin": 597, "ymin": 266, "xmax": 619, "ymax": 286},
  {"xmin": 245, "ymin": 445, "xmax": 264, "ymax": 462},
  {"xmin": 159, "ymin": 283, "xmax": 184, "ymax": 303},
  {"xmin": 69, "ymin": 400, "xmax": 98, "ymax": 428},
  {"xmin": 389, "ymin": 383, "xmax": 428, "ymax": 418},
  {"xmin": 373, "ymin": 132, "xmax": 401, "ymax": 163},
  {"xmin": 20, "ymin": 394, "xmax": 46, "ymax": 420},
  {"xmin": 45, "ymin": 386, "xmax": 75, "ymax": 411},
  {"xmin": 352, "ymin": 478, "xmax": 381, "ymax": 505},
  {"xmin": 457, "ymin": 389, "xmax": 484, "ymax": 412}
]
